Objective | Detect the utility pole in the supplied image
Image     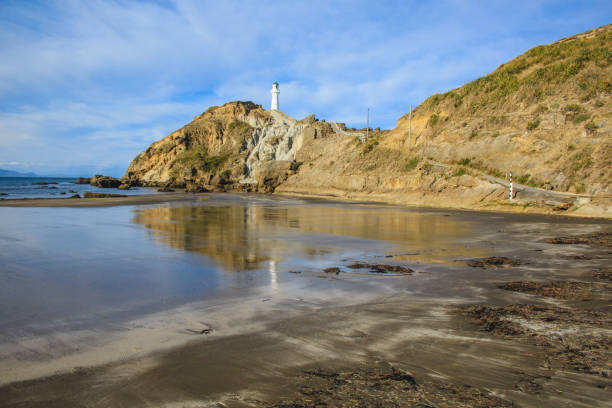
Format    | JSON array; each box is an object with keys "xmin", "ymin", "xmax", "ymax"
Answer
[
  {"xmin": 366, "ymin": 108, "xmax": 369, "ymax": 141},
  {"xmin": 408, "ymin": 104, "xmax": 412, "ymax": 149}
]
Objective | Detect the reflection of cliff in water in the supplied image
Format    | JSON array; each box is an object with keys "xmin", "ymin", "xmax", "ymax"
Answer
[
  {"xmin": 132, "ymin": 202, "xmax": 483, "ymax": 271},
  {"xmin": 133, "ymin": 205, "xmax": 279, "ymax": 271}
]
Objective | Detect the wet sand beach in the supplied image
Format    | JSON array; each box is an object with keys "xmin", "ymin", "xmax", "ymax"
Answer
[
  {"xmin": 0, "ymin": 192, "xmax": 197, "ymax": 207},
  {"xmin": 0, "ymin": 193, "xmax": 610, "ymax": 407}
]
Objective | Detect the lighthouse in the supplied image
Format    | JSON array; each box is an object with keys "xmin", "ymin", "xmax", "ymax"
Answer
[{"xmin": 270, "ymin": 82, "xmax": 279, "ymax": 111}]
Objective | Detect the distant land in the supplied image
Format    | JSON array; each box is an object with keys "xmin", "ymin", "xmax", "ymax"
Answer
[{"xmin": 0, "ymin": 168, "xmax": 37, "ymax": 177}]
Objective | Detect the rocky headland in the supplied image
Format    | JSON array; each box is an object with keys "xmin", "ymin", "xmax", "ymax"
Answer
[{"xmin": 123, "ymin": 25, "xmax": 611, "ymax": 218}]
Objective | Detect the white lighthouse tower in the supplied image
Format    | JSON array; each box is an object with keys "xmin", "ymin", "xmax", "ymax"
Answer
[{"xmin": 270, "ymin": 82, "xmax": 279, "ymax": 111}]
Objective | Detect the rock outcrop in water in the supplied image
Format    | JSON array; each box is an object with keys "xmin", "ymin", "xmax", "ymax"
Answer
[
  {"xmin": 90, "ymin": 175, "xmax": 121, "ymax": 188},
  {"xmin": 124, "ymin": 25, "xmax": 611, "ymax": 216}
]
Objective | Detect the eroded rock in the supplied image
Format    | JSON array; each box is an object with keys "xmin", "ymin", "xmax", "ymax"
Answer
[
  {"xmin": 347, "ymin": 263, "xmax": 413, "ymax": 274},
  {"xmin": 90, "ymin": 175, "xmax": 121, "ymax": 188},
  {"xmin": 185, "ymin": 182, "xmax": 208, "ymax": 193},
  {"xmin": 252, "ymin": 160, "xmax": 292, "ymax": 192},
  {"xmin": 467, "ymin": 256, "xmax": 520, "ymax": 268}
]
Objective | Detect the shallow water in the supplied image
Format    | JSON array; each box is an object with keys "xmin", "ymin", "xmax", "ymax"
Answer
[
  {"xmin": 0, "ymin": 193, "xmax": 605, "ymax": 340},
  {"xmin": 0, "ymin": 177, "xmax": 159, "ymax": 199}
]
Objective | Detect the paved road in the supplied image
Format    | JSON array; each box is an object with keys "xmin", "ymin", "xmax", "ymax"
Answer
[{"xmin": 426, "ymin": 159, "xmax": 600, "ymax": 200}]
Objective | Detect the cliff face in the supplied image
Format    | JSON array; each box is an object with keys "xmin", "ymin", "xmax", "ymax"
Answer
[
  {"xmin": 125, "ymin": 101, "xmax": 263, "ymax": 188},
  {"xmin": 124, "ymin": 102, "xmax": 334, "ymax": 191},
  {"xmin": 125, "ymin": 25, "xmax": 611, "ymax": 216}
]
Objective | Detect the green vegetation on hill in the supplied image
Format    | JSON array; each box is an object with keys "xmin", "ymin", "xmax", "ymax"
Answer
[
  {"xmin": 419, "ymin": 27, "xmax": 611, "ymax": 112},
  {"xmin": 227, "ymin": 120, "xmax": 252, "ymax": 134},
  {"xmin": 171, "ymin": 146, "xmax": 228, "ymax": 175},
  {"xmin": 398, "ymin": 24, "xmax": 611, "ymax": 195}
]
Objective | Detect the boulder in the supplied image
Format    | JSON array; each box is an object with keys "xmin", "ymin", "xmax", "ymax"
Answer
[
  {"xmin": 298, "ymin": 114, "xmax": 317, "ymax": 125},
  {"xmin": 210, "ymin": 175, "xmax": 223, "ymax": 186},
  {"xmin": 117, "ymin": 183, "xmax": 131, "ymax": 190},
  {"xmin": 252, "ymin": 161, "xmax": 292, "ymax": 192},
  {"xmin": 170, "ymin": 181, "xmax": 186, "ymax": 188},
  {"xmin": 185, "ymin": 182, "xmax": 208, "ymax": 193},
  {"xmin": 75, "ymin": 178, "xmax": 91, "ymax": 184},
  {"xmin": 210, "ymin": 175, "xmax": 231, "ymax": 187},
  {"xmin": 90, "ymin": 175, "xmax": 121, "ymax": 188},
  {"xmin": 120, "ymin": 178, "xmax": 141, "ymax": 187}
]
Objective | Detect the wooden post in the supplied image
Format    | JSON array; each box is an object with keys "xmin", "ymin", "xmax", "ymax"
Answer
[{"xmin": 509, "ymin": 172, "xmax": 513, "ymax": 200}]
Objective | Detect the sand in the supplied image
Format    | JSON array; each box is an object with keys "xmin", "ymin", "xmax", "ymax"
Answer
[
  {"xmin": 0, "ymin": 192, "xmax": 202, "ymax": 207},
  {"xmin": 0, "ymin": 194, "xmax": 610, "ymax": 407},
  {"xmin": 2, "ymin": 281, "xmax": 610, "ymax": 407},
  {"xmin": 2, "ymin": 191, "xmax": 611, "ymax": 220}
]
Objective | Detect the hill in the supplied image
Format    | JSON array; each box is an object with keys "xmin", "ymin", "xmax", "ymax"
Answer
[
  {"xmin": 0, "ymin": 168, "xmax": 37, "ymax": 177},
  {"xmin": 124, "ymin": 101, "xmax": 336, "ymax": 192},
  {"xmin": 386, "ymin": 24, "xmax": 611, "ymax": 195},
  {"xmin": 124, "ymin": 25, "xmax": 611, "ymax": 217}
]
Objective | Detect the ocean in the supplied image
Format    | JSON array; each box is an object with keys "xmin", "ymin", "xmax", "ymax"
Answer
[{"xmin": 0, "ymin": 177, "xmax": 159, "ymax": 199}]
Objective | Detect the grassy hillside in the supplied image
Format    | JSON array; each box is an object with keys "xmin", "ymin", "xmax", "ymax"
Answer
[
  {"xmin": 423, "ymin": 26, "xmax": 610, "ymax": 112},
  {"xmin": 386, "ymin": 24, "xmax": 611, "ymax": 195}
]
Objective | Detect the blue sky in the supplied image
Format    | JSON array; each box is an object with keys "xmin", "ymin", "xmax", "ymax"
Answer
[{"xmin": 0, "ymin": 1, "xmax": 610, "ymax": 176}]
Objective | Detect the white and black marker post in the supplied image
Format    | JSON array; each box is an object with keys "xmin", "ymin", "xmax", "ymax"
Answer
[{"xmin": 509, "ymin": 171, "xmax": 513, "ymax": 200}]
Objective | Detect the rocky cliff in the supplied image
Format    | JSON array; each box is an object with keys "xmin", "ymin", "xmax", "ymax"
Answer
[
  {"xmin": 125, "ymin": 25, "xmax": 611, "ymax": 216},
  {"xmin": 124, "ymin": 101, "xmax": 336, "ymax": 192}
]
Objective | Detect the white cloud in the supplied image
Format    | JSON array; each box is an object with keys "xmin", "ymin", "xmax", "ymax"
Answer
[{"xmin": 0, "ymin": 0, "xmax": 609, "ymax": 175}]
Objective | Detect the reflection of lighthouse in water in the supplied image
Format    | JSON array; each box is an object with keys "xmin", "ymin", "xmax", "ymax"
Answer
[
  {"xmin": 269, "ymin": 260, "xmax": 278, "ymax": 292},
  {"xmin": 270, "ymin": 82, "xmax": 279, "ymax": 111}
]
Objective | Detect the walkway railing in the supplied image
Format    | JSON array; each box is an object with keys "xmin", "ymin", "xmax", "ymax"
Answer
[{"xmin": 330, "ymin": 121, "xmax": 367, "ymax": 142}]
